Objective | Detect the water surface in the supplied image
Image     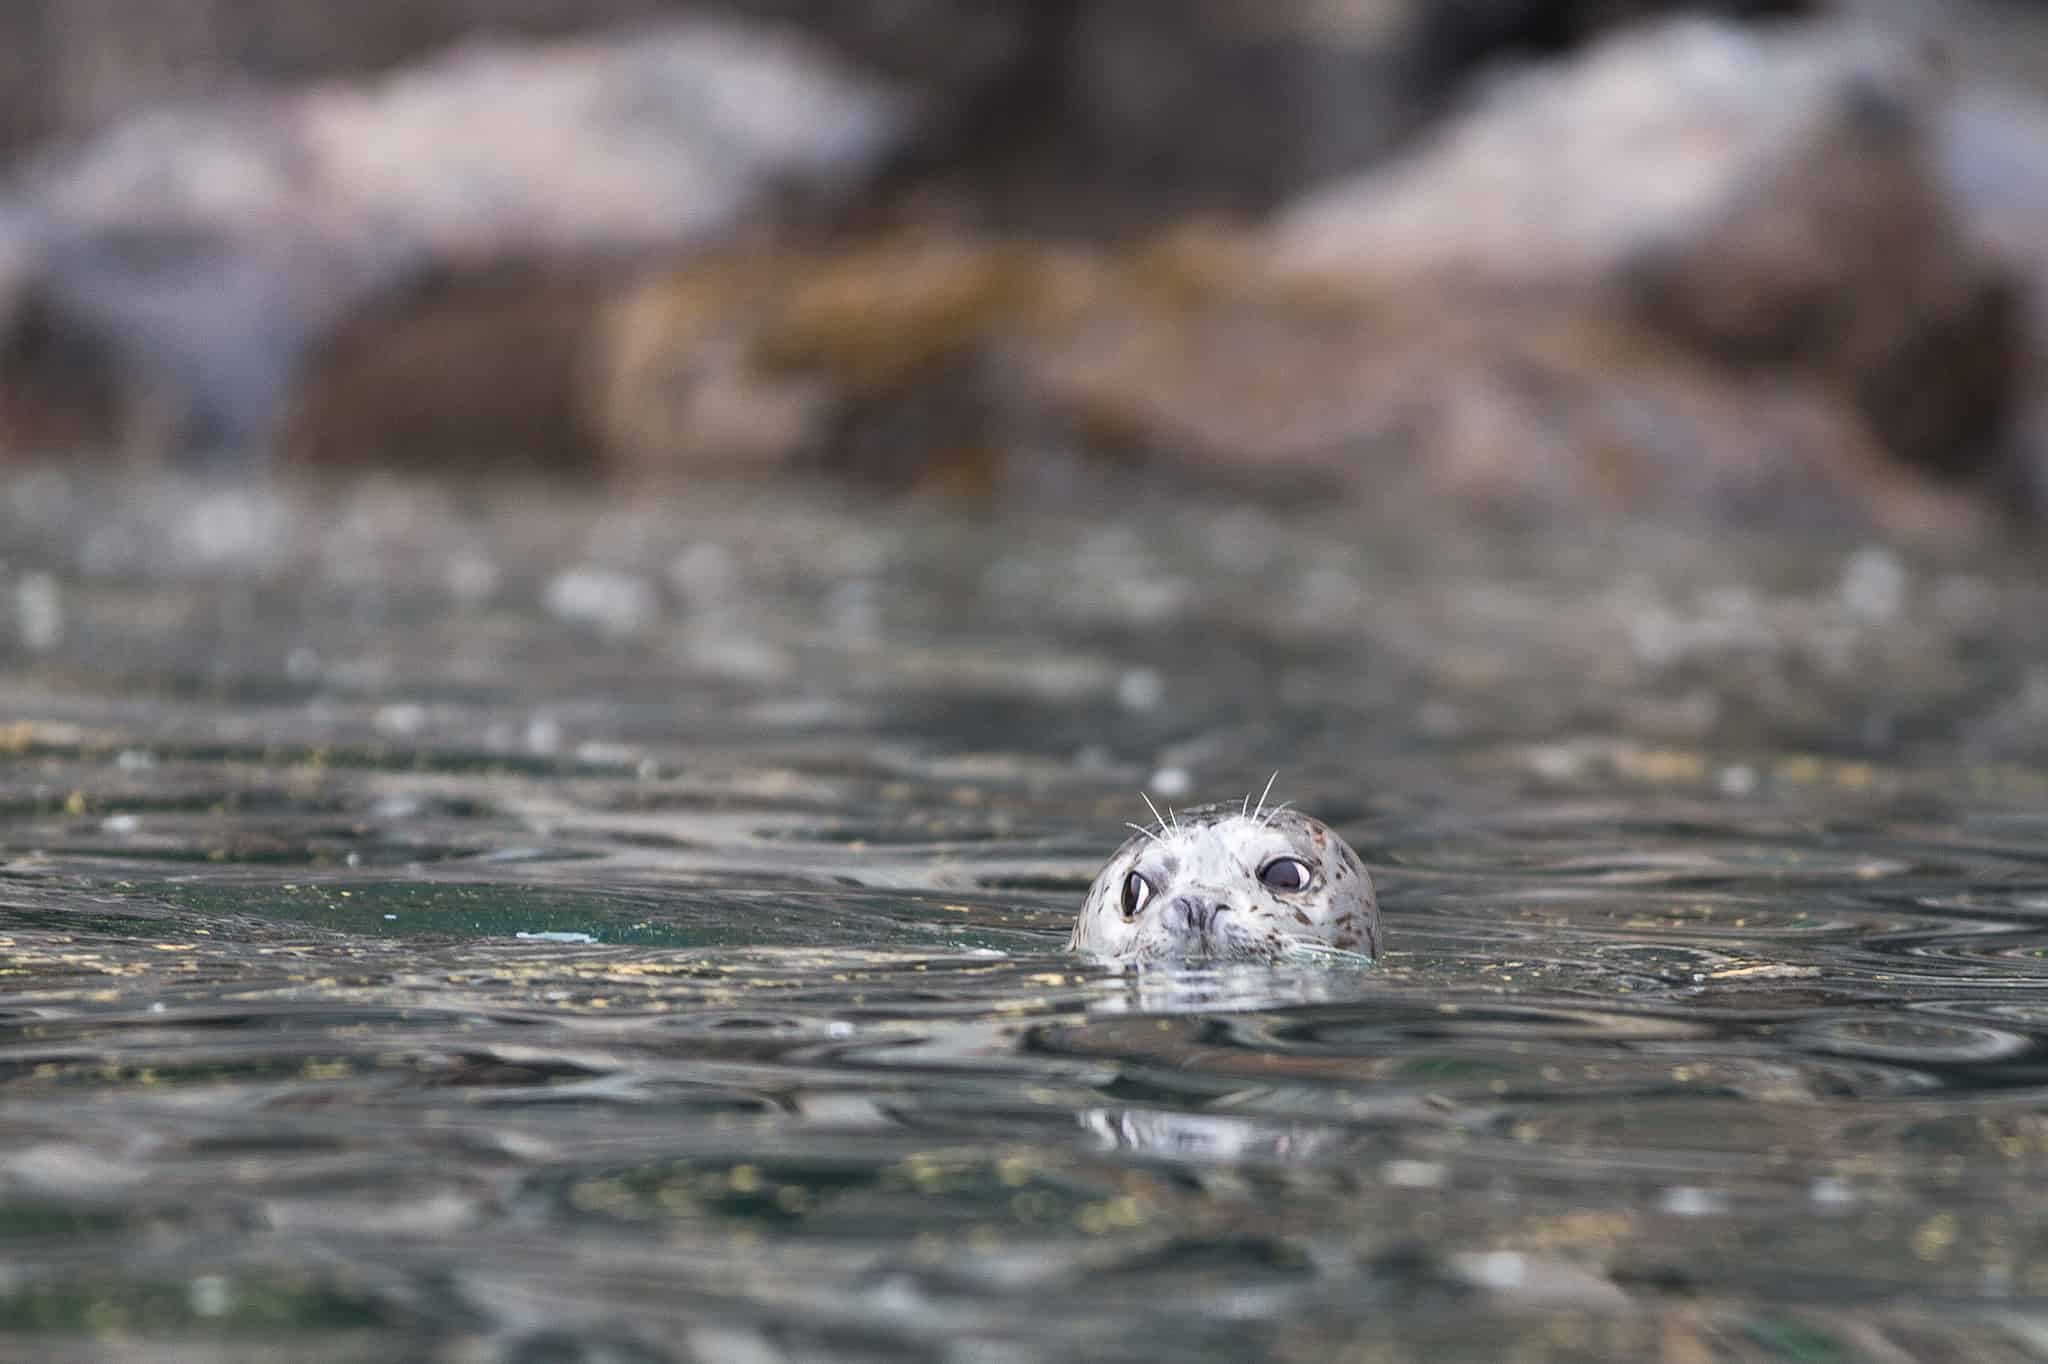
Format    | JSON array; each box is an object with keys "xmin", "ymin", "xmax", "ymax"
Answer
[{"xmin": 4, "ymin": 474, "xmax": 2048, "ymax": 1360}]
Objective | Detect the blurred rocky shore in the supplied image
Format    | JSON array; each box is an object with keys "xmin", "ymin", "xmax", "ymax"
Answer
[{"xmin": 3, "ymin": 0, "xmax": 2048, "ymax": 538}]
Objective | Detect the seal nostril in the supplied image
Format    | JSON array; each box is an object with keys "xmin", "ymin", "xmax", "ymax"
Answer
[{"xmin": 1170, "ymin": 897, "xmax": 1215, "ymax": 933}]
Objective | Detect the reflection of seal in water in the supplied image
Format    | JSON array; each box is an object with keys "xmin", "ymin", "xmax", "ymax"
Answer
[{"xmin": 1070, "ymin": 794, "xmax": 1378, "ymax": 963}]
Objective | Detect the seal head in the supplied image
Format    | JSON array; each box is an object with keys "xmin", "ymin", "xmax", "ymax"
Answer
[{"xmin": 1070, "ymin": 801, "xmax": 1378, "ymax": 963}]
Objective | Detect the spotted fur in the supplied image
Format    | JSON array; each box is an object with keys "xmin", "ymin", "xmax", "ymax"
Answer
[{"xmin": 1070, "ymin": 801, "xmax": 1379, "ymax": 963}]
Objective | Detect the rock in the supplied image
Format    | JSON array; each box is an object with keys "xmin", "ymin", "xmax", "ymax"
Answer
[
  {"xmin": 0, "ymin": 231, "xmax": 125, "ymax": 459},
  {"xmin": 292, "ymin": 234, "xmax": 1088, "ymax": 483},
  {"xmin": 6, "ymin": 3, "xmax": 1878, "ymax": 471},
  {"xmin": 280, "ymin": 268, "xmax": 614, "ymax": 476},
  {"xmin": 930, "ymin": 0, "xmax": 1817, "ymax": 233},
  {"xmin": 1009, "ymin": 253, "xmax": 1982, "ymax": 534},
  {"xmin": 727, "ymin": 1, "xmax": 1042, "ymax": 156},
  {"xmin": 0, "ymin": 0, "xmax": 676, "ymax": 164},
  {"xmin": 0, "ymin": 4, "xmax": 1811, "ymax": 222},
  {"xmin": 1020, "ymin": 1, "xmax": 1435, "ymax": 226},
  {"xmin": 595, "ymin": 254, "xmax": 831, "ymax": 478},
  {"xmin": 1280, "ymin": 19, "xmax": 1921, "ymax": 286},
  {"xmin": 0, "ymin": 17, "xmax": 907, "ymax": 463},
  {"xmin": 596, "ymin": 237, "xmax": 1100, "ymax": 486},
  {"xmin": 84, "ymin": 2, "xmax": 1997, "ymax": 530},
  {"xmin": 1936, "ymin": 82, "xmax": 2048, "ymax": 514},
  {"xmin": 0, "ymin": 2, "xmax": 1042, "ymax": 173},
  {"xmin": 1274, "ymin": 17, "xmax": 2021, "ymax": 484},
  {"xmin": 587, "ymin": 232, "xmax": 1987, "ymax": 536}
]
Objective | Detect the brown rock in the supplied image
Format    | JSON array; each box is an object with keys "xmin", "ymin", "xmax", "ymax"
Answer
[
  {"xmin": 0, "ymin": 247, "xmax": 124, "ymax": 460},
  {"xmin": 597, "ymin": 255, "xmax": 828, "ymax": 478},
  {"xmin": 1015, "ymin": 252, "xmax": 1978, "ymax": 533},
  {"xmin": 280, "ymin": 268, "xmax": 613, "ymax": 476},
  {"xmin": 597, "ymin": 238, "xmax": 1103, "ymax": 488},
  {"xmin": 1273, "ymin": 17, "xmax": 2021, "ymax": 488},
  {"xmin": 588, "ymin": 232, "xmax": 1984, "ymax": 535}
]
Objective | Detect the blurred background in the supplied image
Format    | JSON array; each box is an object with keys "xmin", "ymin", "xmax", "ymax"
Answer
[{"xmin": 0, "ymin": 0, "xmax": 2044, "ymax": 535}]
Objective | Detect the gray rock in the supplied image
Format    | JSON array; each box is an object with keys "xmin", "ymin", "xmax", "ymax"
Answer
[
  {"xmin": 944, "ymin": 0, "xmax": 1817, "ymax": 232},
  {"xmin": 0, "ymin": 0, "xmax": 674, "ymax": 164},
  {"xmin": 0, "ymin": 3, "xmax": 1812, "ymax": 224},
  {"xmin": 1278, "ymin": 19, "xmax": 1922, "ymax": 285},
  {"xmin": 1273, "ymin": 17, "xmax": 2019, "ymax": 480},
  {"xmin": 0, "ymin": 2, "xmax": 1039, "ymax": 172},
  {"xmin": 0, "ymin": 17, "xmax": 907, "ymax": 461}
]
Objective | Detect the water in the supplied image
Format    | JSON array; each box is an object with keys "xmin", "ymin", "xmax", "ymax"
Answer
[{"xmin": 4, "ymin": 473, "xmax": 2048, "ymax": 1361}]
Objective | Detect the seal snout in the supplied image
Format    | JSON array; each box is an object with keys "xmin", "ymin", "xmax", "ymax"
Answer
[{"xmin": 1168, "ymin": 896, "xmax": 1227, "ymax": 938}]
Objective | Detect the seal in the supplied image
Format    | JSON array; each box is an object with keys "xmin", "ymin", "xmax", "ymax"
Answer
[{"xmin": 1070, "ymin": 790, "xmax": 1378, "ymax": 963}]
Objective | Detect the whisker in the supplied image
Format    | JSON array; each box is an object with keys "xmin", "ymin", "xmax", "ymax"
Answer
[
  {"xmin": 1140, "ymin": 792, "xmax": 1169, "ymax": 834},
  {"xmin": 1261, "ymin": 799, "xmax": 1295, "ymax": 828},
  {"xmin": 1124, "ymin": 822, "xmax": 1161, "ymax": 844},
  {"xmin": 1252, "ymin": 771, "xmax": 1279, "ymax": 822}
]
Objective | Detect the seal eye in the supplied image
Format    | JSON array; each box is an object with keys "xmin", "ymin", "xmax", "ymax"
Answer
[
  {"xmin": 1258, "ymin": 857, "xmax": 1313, "ymax": 893},
  {"xmin": 1120, "ymin": 871, "xmax": 1153, "ymax": 919}
]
